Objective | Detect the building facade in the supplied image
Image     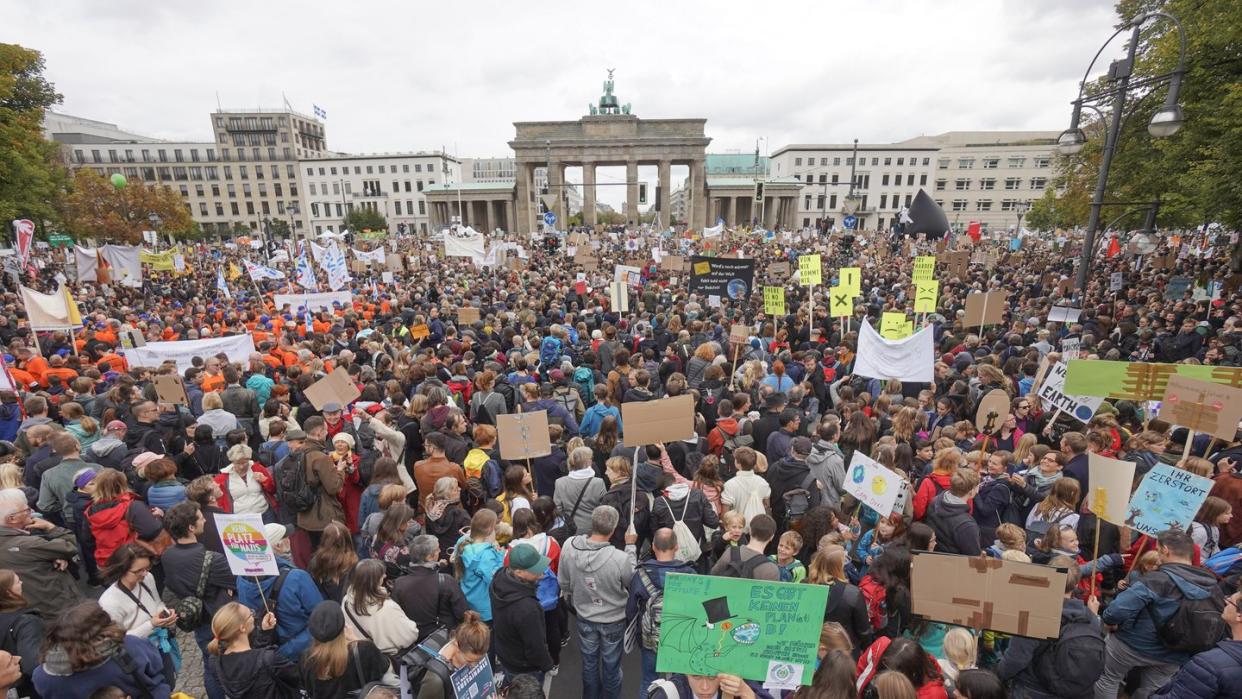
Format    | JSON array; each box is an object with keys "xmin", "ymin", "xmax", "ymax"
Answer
[{"xmin": 300, "ymin": 152, "xmax": 460, "ymax": 235}]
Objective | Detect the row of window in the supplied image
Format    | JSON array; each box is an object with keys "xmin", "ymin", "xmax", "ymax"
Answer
[
  {"xmin": 308, "ymin": 179, "xmax": 436, "ymax": 196},
  {"xmin": 76, "ymin": 146, "xmax": 302, "ymax": 166},
  {"xmin": 306, "ymin": 162, "xmax": 441, "ymax": 177},
  {"xmin": 794, "ymin": 155, "xmax": 932, "ymax": 168},
  {"xmin": 802, "ymin": 193, "xmax": 916, "ymax": 211},
  {"xmin": 944, "ymin": 199, "xmax": 1033, "ymax": 212},
  {"xmin": 935, "ymin": 177, "xmax": 1048, "ymax": 191},
  {"xmin": 196, "ymin": 199, "xmax": 292, "ymax": 217},
  {"xmin": 216, "ymin": 116, "xmax": 279, "ymax": 131},
  {"xmin": 90, "ymin": 165, "xmax": 298, "ymax": 187},
  {"xmin": 938, "ymin": 156, "xmax": 1052, "ymax": 169},
  {"xmin": 228, "ymin": 132, "xmax": 281, "ymax": 147},
  {"xmin": 308, "ymin": 200, "xmax": 427, "ymax": 219},
  {"xmin": 794, "ymin": 172, "xmax": 929, "ymax": 188}
]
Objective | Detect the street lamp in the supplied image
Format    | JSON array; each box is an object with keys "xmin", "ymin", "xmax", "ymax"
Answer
[{"xmin": 1060, "ymin": 11, "xmax": 1186, "ymax": 299}]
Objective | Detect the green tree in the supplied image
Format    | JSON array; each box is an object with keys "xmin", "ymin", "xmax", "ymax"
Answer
[
  {"xmin": 0, "ymin": 44, "xmax": 68, "ymax": 229},
  {"xmin": 344, "ymin": 208, "xmax": 388, "ymax": 232},
  {"xmin": 264, "ymin": 218, "xmax": 291, "ymax": 238},
  {"xmin": 60, "ymin": 169, "xmax": 194, "ymax": 243}
]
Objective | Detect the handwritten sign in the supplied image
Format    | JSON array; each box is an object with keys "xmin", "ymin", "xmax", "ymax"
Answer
[
  {"xmin": 1035, "ymin": 361, "xmax": 1104, "ymax": 422},
  {"xmin": 880, "ymin": 312, "xmax": 911, "ymax": 339},
  {"xmin": 829, "ymin": 287, "xmax": 853, "ymax": 318},
  {"xmin": 764, "ymin": 286, "xmax": 786, "ymax": 316},
  {"xmin": 798, "ymin": 255, "xmax": 822, "ymax": 286},
  {"xmin": 913, "ymin": 256, "xmax": 936, "ymax": 282},
  {"xmin": 844, "ymin": 452, "xmax": 905, "ymax": 517},
  {"xmin": 839, "ymin": 267, "xmax": 861, "ymax": 296},
  {"xmin": 1126, "ymin": 464, "xmax": 1213, "ymax": 536},
  {"xmin": 913, "ymin": 280, "xmax": 939, "ymax": 314}
]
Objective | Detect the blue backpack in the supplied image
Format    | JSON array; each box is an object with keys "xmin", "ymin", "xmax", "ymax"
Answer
[
  {"xmin": 539, "ymin": 336, "xmax": 562, "ymax": 370},
  {"xmin": 1205, "ymin": 547, "xmax": 1242, "ymax": 576},
  {"xmin": 573, "ymin": 366, "xmax": 597, "ymax": 407},
  {"xmin": 534, "ymin": 537, "xmax": 560, "ymax": 611}
]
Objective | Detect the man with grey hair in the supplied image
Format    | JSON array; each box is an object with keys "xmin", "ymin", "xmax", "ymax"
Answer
[
  {"xmin": 559, "ymin": 505, "xmax": 637, "ymax": 699},
  {"xmin": 393, "ymin": 533, "xmax": 468, "ymax": 643},
  {"xmin": 0, "ymin": 488, "xmax": 82, "ymax": 618}
]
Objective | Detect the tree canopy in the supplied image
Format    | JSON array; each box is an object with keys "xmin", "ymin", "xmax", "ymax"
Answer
[
  {"xmin": 60, "ymin": 169, "xmax": 194, "ymax": 243},
  {"xmin": 0, "ymin": 44, "xmax": 68, "ymax": 228}
]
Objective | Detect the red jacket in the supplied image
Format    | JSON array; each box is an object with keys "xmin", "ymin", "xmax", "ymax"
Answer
[
  {"xmin": 856, "ymin": 636, "xmax": 948, "ymax": 699},
  {"xmin": 707, "ymin": 418, "xmax": 740, "ymax": 457},
  {"xmin": 913, "ymin": 472, "xmax": 954, "ymax": 521},
  {"xmin": 212, "ymin": 463, "xmax": 277, "ymax": 513}
]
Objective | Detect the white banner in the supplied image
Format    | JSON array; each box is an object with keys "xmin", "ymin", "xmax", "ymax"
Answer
[
  {"xmin": 322, "ymin": 242, "xmax": 350, "ymax": 291},
  {"xmin": 101, "ymin": 245, "xmax": 142, "ymax": 288},
  {"xmin": 853, "ymin": 320, "xmax": 934, "ymax": 383},
  {"xmin": 19, "ymin": 284, "xmax": 73, "ymax": 330},
  {"xmin": 213, "ymin": 512, "xmax": 278, "ymax": 577},
  {"xmin": 443, "ymin": 228, "xmax": 486, "ymax": 258},
  {"xmin": 310, "ymin": 241, "xmax": 329, "ymax": 262},
  {"xmin": 351, "ymin": 246, "xmax": 386, "ymax": 264},
  {"xmin": 126, "ymin": 334, "xmax": 256, "ymax": 373},
  {"xmin": 75, "ymin": 246, "xmax": 99, "ymax": 282},
  {"xmin": 273, "ymin": 291, "xmax": 352, "ymax": 312}
]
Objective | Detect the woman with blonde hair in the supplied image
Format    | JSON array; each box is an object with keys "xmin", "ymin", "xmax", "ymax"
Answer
[
  {"xmin": 686, "ymin": 342, "xmax": 717, "ymax": 389},
  {"xmin": 807, "ymin": 546, "xmax": 872, "ymax": 649},
  {"xmin": 298, "ymin": 601, "xmax": 392, "ymax": 698},
  {"xmin": 1011, "ymin": 433, "xmax": 1038, "ymax": 469},
  {"xmin": 424, "ymin": 476, "xmax": 471, "ymax": 559},
  {"xmin": 891, "ymin": 407, "xmax": 921, "ymax": 445}
]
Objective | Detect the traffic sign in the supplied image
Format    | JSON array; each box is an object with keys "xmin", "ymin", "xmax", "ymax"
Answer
[
  {"xmin": 543, "ymin": 212, "xmax": 556, "ymax": 226},
  {"xmin": 843, "ymin": 215, "xmax": 858, "ymax": 230}
]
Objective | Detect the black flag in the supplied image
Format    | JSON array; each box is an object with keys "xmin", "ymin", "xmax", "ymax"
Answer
[{"xmin": 903, "ymin": 189, "xmax": 950, "ymax": 239}]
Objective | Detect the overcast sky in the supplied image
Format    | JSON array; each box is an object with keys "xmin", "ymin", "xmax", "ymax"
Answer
[{"xmin": 9, "ymin": 0, "xmax": 1119, "ymax": 207}]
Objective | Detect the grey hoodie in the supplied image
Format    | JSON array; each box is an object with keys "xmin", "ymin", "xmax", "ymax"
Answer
[
  {"xmin": 558, "ymin": 535, "xmax": 637, "ymax": 623},
  {"xmin": 806, "ymin": 440, "xmax": 846, "ymax": 510}
]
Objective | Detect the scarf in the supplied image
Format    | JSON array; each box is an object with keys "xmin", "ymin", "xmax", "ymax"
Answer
[
  {"xmin": 42, "ymin": 638, "xmax": 123, "ymax": 677},
  {"xmin": 1025, "ymin": 468, "xmax": 1061, "ymax": 491},
  {"xmin": 425, "ymin": 497, "xmax": 450, "ymax": 522}
]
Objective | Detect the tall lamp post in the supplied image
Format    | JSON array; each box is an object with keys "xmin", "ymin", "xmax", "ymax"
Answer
[{"xmin": 1058, "ymin": 11, "xmax": 1186, "ymax": 301}]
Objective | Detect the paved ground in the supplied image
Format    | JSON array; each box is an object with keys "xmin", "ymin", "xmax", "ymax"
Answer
[{"xmin": 174, "ymin": 629, "xmax": 206, "ymax": 697}]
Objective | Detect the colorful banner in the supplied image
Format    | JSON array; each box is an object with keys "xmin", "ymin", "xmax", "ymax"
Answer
[
  {"xmin": 213, "ymin": 512, "xmax": 279, "ymax": 577},
  {"xmin": 1126, "ymin": 464, "xmax": 1213, "ymax": 536},
  {"xmin": 656, "ymin": 573, "xmax": 827, "ymax": 687},
  {"xmin": 139, "ymin": 249, "xmax": 175, "ymax": 271}
]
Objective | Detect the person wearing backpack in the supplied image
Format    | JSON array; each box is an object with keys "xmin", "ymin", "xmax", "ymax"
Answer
[
  {"xmin": 236, "ymin": 524, "xmax": 325, "ymax": 662},
  {"xmin": 710, "ymin": 513, "xmax": 780, "ymax": 581},
  {"xmin": 720, "ymin": 446, "xmax": 770, "ymax": 530},
  {"xmin": 997, "ymin": 555, "xmax": 1103, "ymax": 699},
  {"xmin": 506, "ymin": 509, "xmax": 564, "ymax": 670},
  {"xmin": 550, "ymin": 369, "xmax": 586, "ymax": 421},
  {"xmin": 1151, "ymin": 586, "xmax": 1242, "ymax": 699},
  {"xmin": 1095, "ymin": 530, "xmax": 1227, "ymax": 699},
  {"xmin": 161, "ymin": 500, "xmax": 237, "ymax": 699},
  {"xmin": 294, "ymin": 417, "xmax": 346, "ymax": 551},
  {"xmin": 649, "ymin": 475, "xmax": 719, "ymax": 567},
  {"xmin": 925, "ymin": 469, "xmax": 983, "ymax": 556},
  {"xmin": 627, "ymin": 528, "xmax": 695, "ymax": 697},
  {"xmin": 766, "ymin": 437, "xmax": 822, "ymax": 537},
  {"xmin": 914, "ymin": 448, "xmax": 962, "ymax": 521},
  {"xmin": 579, "ymin": 385, "xmax": 620, "ymax": 438},
  {"xmin": 805, "ymin": 421, "xmax": 846, "ymax": 511}
]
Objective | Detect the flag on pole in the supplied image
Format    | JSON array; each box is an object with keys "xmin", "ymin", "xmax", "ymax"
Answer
[
  {"xmin": 313, "ymin": 105, "xmax": 327, "ymax": 119},
  {"xmin": 1106, "ymin": 236, "xmax": 1121, "ymax": 258},
  {"xmin": 227, "ymin": 262, "xmax": 242, "ymax": 281},
  {"xmin": 217, "ymin": 268, "xmax": 232, "ymax": 299},
  {"xmin": 966, "ymin": 221, "xmax": 982, "ymax": 243},
  {"xmin": 244, "ymin": 259, "xmax": 286, "ymax": 281},
  {"xmin": 63, "ymin": 286, "xmax": 82, "ymax": 326},
  {"xmin": 295, "ymin": 249, "xmax": 318, "ymax": 290}
]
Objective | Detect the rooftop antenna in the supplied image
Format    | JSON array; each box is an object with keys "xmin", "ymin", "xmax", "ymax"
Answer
[{"xmin": 215, "ymin": 91, "xmax": 222, "ymax": 111}]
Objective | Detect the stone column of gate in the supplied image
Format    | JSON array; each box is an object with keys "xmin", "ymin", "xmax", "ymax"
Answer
[
  {"xmin": 503, "ymin": 200, "xmax": 514, "ymax": 235},
  {"xmin": 657, "ymin": 160, "xmax": 671, "ymax": 227},
  {"xmin": 727, "ymin": 197, "xmax": 736, "ymax": 228},
  {"xmin": 515, "ymin": 162, "xmax": 532, "ymax": 234},
  {"xmin": 583, "ymin": 162, "xmax": 597, "ymax": 228},
  {"xmin": 483, "ymin": 200, "xmax": 493, "ymax": 235},
  {"xmin": 547, "ymin": 160, "xmax": 565, "ymax": 229},
  {"xmin": 626, "ymin": 160, "xmax": 640, "ymax": 225},
  {"xmin": 690, "ymin": 159, "xmax": 707, "ymax": 230},
  {"xmin": 785, "ymin": 197, "xmax": 797, "ymax": 229}
]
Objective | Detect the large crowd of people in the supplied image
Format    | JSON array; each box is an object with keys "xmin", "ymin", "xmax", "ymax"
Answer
[{"xmin": 0, "ymin": 220, "xmax": 1235, "ymax": 699}]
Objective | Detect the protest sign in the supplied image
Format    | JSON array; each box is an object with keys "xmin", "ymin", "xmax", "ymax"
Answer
[
  {"xmin": 450, "ymin": 657, "xmax": 497, "ymax": 699},
  {"xmin": 1109, "ymin": 272, "xmax": 1124, "ymax": 292},
  {"xmin": 458, "ymin": 307, "xmax": 481, "ymax": 324},
  {"xmin": 661, "ymin": 254, "xmax": 687, "ymax": 272},
  {"xmin": 214, "ymin": 513, "xmax": 279, "ymax": 577},
  {"xmin": 1063, "ymin": 360, "xmax": 1242, "ymax": 401},
  {"xmin": 656, "ymin": 573, "xmax": 827, "ymax": 686},
  {"xmin": 844, "ymin": 452, "xmax": 904, "ymax": 517},
  {"xmin": 1047, "ymin": 306, "xmax": 1082, "ymax": 324},
  {"xmin": 828, "ymin": 287, "xmax": 853, "ymax": 317},
  {"xmin": 798, "ymin": 254, "xmax": 822, "ymax": 285},
  {"xmin": 1165, "ymin": 276, "xmax": 1193, "ymax": 300},
  {"xmin": 913, "ymin": 256, "xmax": 936, "ymax": 282},
  {"xmin": 913, "ymin": 280, "xmax": 939, "ymax": 314},
  {"xmin": 839, "ymin": 267, "xmax": 861, "ymax": 296},
  {"xmin": 764, "ymin": 287, "xmax": 786, "ymax": 316},
  {"xmin": 768, "ymin": 261, "xmax": 791, "ymax": 280},
  {"xmin": 1087, "ymin": 453, "xmax": 1137, "ymax": 525},
  {"xmin": 1125, "ymin": 464, "xmax": 1213, "ymax": 536},
  {"xmin": 940, "ymin": 250, "xmax": 969, "ymax": 278},
  {"xmin": 964, "ymin": 290, "xmax": 1006, "ymax": 328},
  {"xmin": 622, "ymin": 395, "xmax": 695, "ymax": 446},
  {"xmin": 1161, "ymin": 374, "xmax": 1242, "ymax": 441},
  {"xmin": 911, "ymin": 552, "xmax": 1066, "ymax": 639},
  {"xmin": 1035, "ymin": 361, "xmax": 1104, "ymax": 422},
  {"xmin": 1061, "ymin": 338, "xmax": 1083, "ymax": 361},
  {"xmin": 154, "ymin": 375, "xmax": 189, "ymax": 406},
  {"xmin": 729, "ymin": 324, "xmax": 749, "ymax": 346},
  {"xmin": 689, "ymin": 256, "xmax": 754, "ymax": 301},
  {"xmin": 497, "ymin": 411, "xmax": 552, "ymax": 461},
  {"xmin": 975, "ymin": 389, "xmax": 1011, "ymax": 434},
  {"xmin": 880, "ymin": 312, "xmax": 910, "ymax": 339},
  {"xmin": 304, "ymin": 368, "xmax": 362, "ymax": 410},
  {"xmin": 410, "ymin": 324, "xmax": 430, "ymax": 340},
  {"xmin": 126, "ymin": 334, "xmax": 256, "ymax": 374}
]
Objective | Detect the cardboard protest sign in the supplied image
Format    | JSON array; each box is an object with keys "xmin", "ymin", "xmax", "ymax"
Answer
[
  {"xmin": 1087, "ymin": 453, "xmax": 1137, "ymax": 525},
  {"xmin": 1109, "ymin": 272, "xmax": 1124, "ymax": 293},
  {"xmin": 880, "ymin": 312, "xmax": 911, "ymax": 339},
  {"xmin": 1161, "ymin": 375, "xmax": 1242, "ymax": 441},
  {"xmin": 828, "ymin": 287, "xmax": 853, "ymax": 317},
  {"xmin": 729, "ymin": 324, "xmax": 750, "ymax": 346},
  {"xmin": 1047, "ymin": 306, "xmax": 1082, "ymax": 324},
  {"xmin": 410, "ymin": 324, "xmax": 430, "ymax": 340},
  {"xmin": 661, "ymin": 254, "xmax": 687, "ymax": 272},
  {"xmin": 496, "ymin": 410, "xmax": 552, "ymax": 461},
  {"xmin": 621, "ymin": 395, "xmax": 695, "ymax": 446},
  {"xmin": 690, "ymin": 256, "xmax": 754, "ymax": 301},
  {"xmin": 913, "ymin": 280, "xmax": 939, "ymax": 314},
  {"xmin": 964, "ymin": 290, "xmax": 1006, "ymax": 328},
  {"xmin": 798, "ymin": 254, "xmax": 822, "ymax": 285},
  {"xmin": 839, "ymin": 267, "xmax": 861, "ymax": 296},
  {"xmin": 1035, "ymin": 361, "xmax": 1105, "ymax": 422},
  {"xmin": 764, "ymin": 287, "xmax": 786, "ymax": 316},
  {"xmin": 974, "ymin": 389, "xmax": 1011, "ymax": 434},
  {"xmin": 154, "ymin": 375, "xmax": 189, "ymax": 406},
  {"xmin": 214, "ymin": 512, "xmax": 279, "ymax": 576},
  {"xmin": 458, "ymin": 307, "xmax": 481, "ymax": 324},
  {"xmin": 656, "ymin": 573, "xmax": 827, "ymax": 687},
  {"xmin": 1063, "ymin": 361, "xmax": 1242, "ymax": 401},
  {"xmin": 768, "ymin": 261, "xmax": 791, "ymax": 280},
  {"xmin": 913, "ymin": 256, "xmax": 936, "ymax": 283},
  {"xmin": 844, "ymin": 452, "xmax": 905, "ymax": 517},
  {"xmin": 385, "ymin": 254, "xmax": 405, "ymax": 271},
  {"xmin": 940, "ymin": 250, "xmax": 969, "ymax": 278},
  {"xmin": 1165, "ymin": 276, "xmax": 1193, "ymax": 300},
  {"xmin": 304, "ymin": 368, "xmax": 362, "ymax": 410},
  {"xmin": 911, "ymin": 552, "xmax": 1067, "ymax": 639},
  {"xmin": 1125, "ymin": 464, "xmax": 1213, "ymax": 536}
]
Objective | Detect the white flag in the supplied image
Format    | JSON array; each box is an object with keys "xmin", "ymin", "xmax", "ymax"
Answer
[
  {"xmin": 853, "ymin": 320, "xmax": 934, "ymax": 383},
  {"xmin": 295, "ymin": 250, "xmax": 318, "ymax": 290},
  {"xmin": 322, "ymin": 242, "xmax": 351, "ymax": 291},
  {"xmin": 245, "ymin": 259, "xmax": 285, "ymax": 281},
  {"xmin": 216, "ymin": 268, "xmax": 232, "ymax": 299}
]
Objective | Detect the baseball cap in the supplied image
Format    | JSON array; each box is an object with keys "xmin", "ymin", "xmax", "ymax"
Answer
[{"xmin": 508, "ymin": 543, "xmax": 551, "ymax": 575}]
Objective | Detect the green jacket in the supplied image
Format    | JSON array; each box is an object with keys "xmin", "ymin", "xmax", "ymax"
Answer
[{"xmin": 0, "ymin": 525, "xmax": 82, "ymax": 619}]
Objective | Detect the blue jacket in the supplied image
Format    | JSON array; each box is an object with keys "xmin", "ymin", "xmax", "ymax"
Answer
[
  {"xmin": 1101, "ymin": 563, "xmax": 1219, "ymax": 663},
  {"xmin": 458, "ymin": 540, "xmax": 505, "ymax": 621},
  {"xmin": 522, "ymin": 399, "xmax": 579, "ymax": 437},
  {"xmin": 1153, "ymin": 639, "xmax": 1242, "ymax": 699},
  {"xmin": 145, "ymin": 480, "xmax": 187, "ymax": 512},
  {"xmin": 0, "ymin": 403, "xmax": 20, "ymax": 443},
  {"xmin": 626, "ymin": 558, "xmax": 695, "ymax": 624},
  {"xmin": 33, "ymin": 634, "xmax": 170, "ymax": 699},
  {"xmin": 358, "ymin": 483, "xmax": 384, "ymax": 529},
  {"xmin": 236, "ymin": 563, "xmax": 324, "ymax": 661},
  {"xmin": 579, "ymin": 403, "xmax": 620, "ymax": 438}
]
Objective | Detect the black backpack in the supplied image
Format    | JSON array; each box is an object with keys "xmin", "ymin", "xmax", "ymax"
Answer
[
  {"xmin": 719, "ymin": 545, "xmax": 769, "ymax": 579},
  {"xmin": 255, "ymin": 441, "xmax": 281, "ymax": 469},
  {"xmin": 1150, "ymin": 571, "xmax": 1228, "ymax": 654},
  {"xmin": 715, "ymin": 428, "xmax": 753, "ymax": 480},
  {"xmin": 782, "ymin": 472, "xmax": 821, "ymax": 527},
  {"xmin": 275, "ymin": 449, "xmax": 317, "ymax": 514},
  {"xmin": 1033, "ymin": 616, "xmax": 1104, "ymax": 697}
]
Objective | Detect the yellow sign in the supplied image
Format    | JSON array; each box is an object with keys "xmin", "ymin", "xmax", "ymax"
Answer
[
  {"xmin": 764, "ymin": 286, "xmax": 786, "ymax": 315},
  {"xmin": 693, "ymin": 261, "xmax": 711, "ymax": 275},
  {"xmin": 913, "ymin": 280, "xmax": 940, "ymax": 314},
  {"xmin": 840, "ymin": 267, "xmax": 861, "ymax": 296},
  {"xmin": 798, "ymin": 254, "xmax": 822, "ymax": 286},
  {"xmin": 913, "ymin": 256, "xmax": 936, "ymax": 283},
  {"xmin": 828, "ymin": 286, "xmax": 854, "ymax": 317},
  {"xmin": 881, "ymin": 312, "xmax": 912, "ymax": 339},
  {"xmin": 139, "ymin": 250, "xmax": 175, "ymax": 271}
]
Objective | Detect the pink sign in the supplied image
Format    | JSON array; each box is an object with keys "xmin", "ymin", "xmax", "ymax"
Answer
[{"xmin": 12, "ymin": 220, "xmax": 34, "ymax": 264}]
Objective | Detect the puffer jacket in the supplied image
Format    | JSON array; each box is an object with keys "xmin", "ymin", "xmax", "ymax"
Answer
[{"xmin": 1152, "ymin": 639, "xmax": 1242, "ymax": 699}]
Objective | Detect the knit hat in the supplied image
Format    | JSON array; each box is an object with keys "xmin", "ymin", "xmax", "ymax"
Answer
[
  {"xmin": 74, "ymin": 469, "xmax": 98, "ymax": 490},
  {"xmin": 308, "ymin": 601, "xmax": 345, "ymax": 642},
  {"xmin": 132, "ymin": 452, "xmax": 161, "ymax": 470},
  {"xmin": 263, "ymin": 523, "xmax": 287, "ymax": 549},
  {"xmin": 332, "ymin": 432, "xmax": 355, "ymax": 449}
]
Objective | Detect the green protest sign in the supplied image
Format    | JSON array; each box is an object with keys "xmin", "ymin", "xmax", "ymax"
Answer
[
  {"xmin": 1063, "ymin": 360, "xmax": 1242, "ymax": 402},
  {"xmin": 656, "ymin": 573, "xmax": 827, "ymax": 687}
]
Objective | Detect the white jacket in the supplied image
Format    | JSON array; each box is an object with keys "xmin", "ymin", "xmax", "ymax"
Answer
[
  {"xmin": 367, "ymin": 417, "xmax": 415, "ymax": 493},
  {"xmin": 341, "ymin": 591, "xmax": 420, "ymax": 656},
  {"xmin": 99, "ymin": 576, "xmax": 170, "ymax": 639}
]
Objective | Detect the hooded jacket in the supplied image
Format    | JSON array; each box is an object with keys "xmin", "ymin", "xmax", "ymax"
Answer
[
  {"xmin": 211, "ymin": 642, "xmax": 300, "ymax": 699},
  {"xmin": 925, "ymin": 491, "xmax": 982, "ymax": 556},
  {"xmin": 236, "ymin": 563, "xmax": 324, "ymax": 661},
  {"xmin": 706, "ymin": 417, "xmax": 739, "ymax": 457},
  {"xmin": 489, "ymin": 568, "xmax": 554, "ymax": 674},
  {"xmin": 651, "ymin": 484, "xmax": 720, "ymax": 544},
  {"xmin": 806, "ymin": 440, "xmax": 846, "ymax": 510},
  {"xmin": 1152, "ymin": 639, "xmax": 1242, "ymax": 699},
  {"xmin": 599, "ymin": 480, "xmax": 650, "ymax": 549},
  {"xmin": 458, "ymin": 540, "xmax": 505, "ymax": 621},
  {"xmin": 1102, "ymin": 562, "xmax": 1222, "ymax": 663},
  {"xmin": 997, "ymin": 597, "xmax": 1101, "ymax": 699},
  {"xmin": 559, "ymin": 535, "xmax": 637, "ymax": 623},
  {"xmin": 767, "ymin": 455, "xmax": 818, "ymax": 528}
]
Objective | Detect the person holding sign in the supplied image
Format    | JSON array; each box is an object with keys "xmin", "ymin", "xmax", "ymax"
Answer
[
  {"xmin": 414, "ymin": 611, "xmax": 492, "ymax": 699},
  {"xmin": 206, "ymin": 601, "xmax": 298, "ymax": 699}
]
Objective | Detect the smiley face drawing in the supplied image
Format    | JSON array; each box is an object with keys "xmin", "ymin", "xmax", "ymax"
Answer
[{"xmin": 870, "ymin": 476, "xmax": 888, "ymax": 496}]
